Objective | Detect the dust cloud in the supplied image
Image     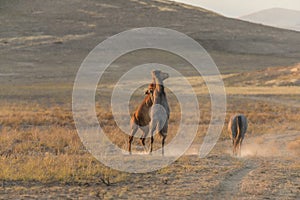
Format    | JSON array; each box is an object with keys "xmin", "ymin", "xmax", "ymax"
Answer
[{"xmin": 239, "ymin": 132, "xmax": 299, "ymax": 157}]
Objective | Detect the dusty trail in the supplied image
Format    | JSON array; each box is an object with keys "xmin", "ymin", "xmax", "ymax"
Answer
[
  {"xmin": 213, "ymin": 161, "xmax": 257, "ymax": 199},
  {"xmin": 188, "ymin": 130, "xmax": 300, "ymax": 199},
  {"xmin": 217, "ymin": 131, "xmax": 298, "ymax": 197}
]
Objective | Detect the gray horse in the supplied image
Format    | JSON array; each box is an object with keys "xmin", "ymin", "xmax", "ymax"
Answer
[{"xmin": 148, "ymin": 70, "xmax": 170, "ymax": 155}]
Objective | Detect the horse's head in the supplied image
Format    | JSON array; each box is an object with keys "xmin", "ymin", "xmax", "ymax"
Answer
[
  {"xmin": 144, "ymin": 83, "xmax": 155, "ymax": 96},
  {"xmin": 152, "ymin": 70, "xmax": 169, "ymax": 81},
  {"xmin": 144, "ymin": 83, "xmax": 156, "ymax": 106}
]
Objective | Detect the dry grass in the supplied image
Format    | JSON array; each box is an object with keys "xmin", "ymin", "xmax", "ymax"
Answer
[
  {"xmin": 0, "ymin": 75, "xmax": 299, "ymax": 192},
  {"xmin": 224, "ymin": 63, "xmax": 300, "ymax": 87},
  {"xmin": 287, "ymin": 136, "xmax": 300, "ymax": 156},
  {"xmin": 0, "ymin": 86, "xmax": 298, "ymax": 184},
  {"xmin": 0, "ymin": 103, "xmax": 128, "ymax": 184},
  {"xmin": 0, "ymin": 125, "xmax": 127, "ymax": 184},
  {"xmin": 0, "ymin": 103, "xmax": 73, "ymax": 128}
]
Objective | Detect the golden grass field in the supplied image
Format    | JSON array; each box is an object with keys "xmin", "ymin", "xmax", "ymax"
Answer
[{"xmin": 0, "ymin": 67, "xmax": 299, "ymax": 198}]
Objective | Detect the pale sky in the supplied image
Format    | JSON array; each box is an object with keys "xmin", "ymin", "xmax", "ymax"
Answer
[{"xmin": 171, "ymin": 0, "xmax": 300, "ymax": 17}]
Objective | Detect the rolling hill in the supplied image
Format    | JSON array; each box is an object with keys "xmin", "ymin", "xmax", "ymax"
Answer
[
  {"xmin": 224, "ymin": 63, "xmax": 300, "ymax": 87},
  {"xmin": 240, "ymin": 8, "xmax": 300, "ymax": 32},
  {"xmin": 0, "ymin": 0, "xmax": 300, "ymax": 92}
]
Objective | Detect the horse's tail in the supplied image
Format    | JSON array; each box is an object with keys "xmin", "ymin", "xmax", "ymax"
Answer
[{"xmin": 237, "ymin": 115, "xmax": 242, "ymax": 138}]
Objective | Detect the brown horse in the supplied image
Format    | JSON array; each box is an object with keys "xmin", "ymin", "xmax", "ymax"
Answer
[{"xmin": 128, "ymin": 83, "xmax": 155, "ymax": 154}]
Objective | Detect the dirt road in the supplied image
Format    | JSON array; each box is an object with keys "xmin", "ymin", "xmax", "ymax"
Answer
[{"xmin": 210, "ymin": 131, "xmax": 299, "ymax": 199}]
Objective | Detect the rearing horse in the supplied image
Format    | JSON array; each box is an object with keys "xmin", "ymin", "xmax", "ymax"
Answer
[{"xmin": 148, "ymin": 70, "xmax": 170, "ymax": 156}]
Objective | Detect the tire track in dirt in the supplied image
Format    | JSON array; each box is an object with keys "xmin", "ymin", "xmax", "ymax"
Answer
[
  {"xmin": 210, "ymin": 131, "xmax": 299, "ymax": 198},
  {"xmin": 212, "ymin": 160, "xmax": 257, "ymax": 199}
]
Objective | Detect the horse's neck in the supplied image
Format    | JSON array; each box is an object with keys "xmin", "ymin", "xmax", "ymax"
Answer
[
  {"xmin": 153, "ymin": 78, "xmax": 165, "ymax": 94},
  {"xmin": 153, "ymin": 76, "xmax": 163, "ymax": 86}
]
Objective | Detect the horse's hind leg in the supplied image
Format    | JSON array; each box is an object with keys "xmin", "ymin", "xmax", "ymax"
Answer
[
  {"xmin": 233, "ymin": 145, "xmax": 237, "ymax": 157},
  {"xmin": 161, "ymin": 134, "xmax": 166, "ymax": 156},
  {"xmin": 128, "ymin": 124, "xmax": 138, "ymax": 155},
  {"xmin": 232, "ymin": 145, "xmax": 235, "ymax": 156},
  {"xmin": 140, "ymin": 126, "xmax": 149, "ymax": 153},
  {"xmin": 149, "ymin": 123, "xmax": 156, "ymax": 155},
  {"xmin": 238, "ymin": 139, "xmax": 243, "ymax": 157},
  {"xmin": 160, "ymin": 123, "xmax": 168, "ymax": 156},
  {"xmin": 232, "ymin": 140, "xmax": 236, "ymax": 156}
]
